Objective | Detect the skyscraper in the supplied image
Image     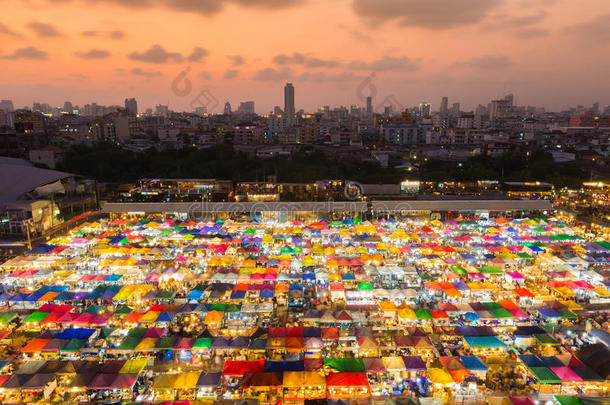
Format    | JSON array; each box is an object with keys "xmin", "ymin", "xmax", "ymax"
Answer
[
  {"xmin": 238, "ymin": 101, "xmax": 255, "ymax": 115},
  {"xmin": 440, "ymin": 97, "xmax": 448, "ymax": 117},
  {"xmin": 0, "ymin": 100, "xmax": 14, "ymax": 112},
  {"xmin": 284, "ymin": 83, "xmax": 295, "ymax": 118},
  {"xmin": 124, "ymin": 98, "xmax": 138, "ymax": 115},
  {"xmin": 63, "ymin": 101, "xmax": 73, "ymax": 113},
  {"xmin": 451, "ymin": 102, "xmax": 460, "ymax": 116},
  {"xmin": 419, "ymin": 102, "xmax": 431, "ymax": 118},
  {"xmin": 366, "ymin": 97, "xmax": 373, "ymax": 115},
  {"xmin": 504, "ymin": 93, "xmax": 514, "ymax": 107}
]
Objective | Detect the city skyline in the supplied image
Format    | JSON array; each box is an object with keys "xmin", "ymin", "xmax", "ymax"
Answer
[{"xmin": 0, "ymin": 0, "xmax": 609, "ymax": 112}]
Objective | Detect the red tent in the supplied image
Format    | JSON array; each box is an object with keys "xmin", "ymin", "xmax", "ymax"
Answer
[
  {"xmin": 326, "ymin": 372, "xmax": 369, "ymax": 386},
  {"xmin": 222, "ymin": 360, "xmax": 265, "ymax": 376}
]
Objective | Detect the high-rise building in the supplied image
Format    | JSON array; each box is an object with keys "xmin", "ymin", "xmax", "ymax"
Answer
[
  {"xmin": 366, "ymin": 97, "xmax": 373, "ymax": 115},
  {"xmin": 155, "ymin": 104, "xmax": 169, "ymax": 117},
  {"xmin": 224, "ymin": 102, "xmax": 232, "ymax": 114},
  {"xmin": 124, "ymin": 98, "xmax": 138, "ymax": 115},
  {"xmin": 419, "ymin": 102, "xmax": 431, "ymax": 118},
  {"xmin": 451, "ymin": 102, "xmax": 460, "ymax": 116},
  {"xmin": 284, "ymin": 83, "xmax": 295, "ymax": 118},
  {"xmin": 440, "ymin": 97, "xmax": 448, "ymax": 117},
  {"xmin": 63, "ymin": 101, "xmax": 73, "ymax": 113},
  {"xmin": 238, "ymin": 101, "xmax": 255, "ymax": 115},
  {"xmin": 504, "ymin": 93, "xmax": 514, "ymax": 107},
  {"xmin": 490, "ymin": 99, "xmax": 510, "ymax": 122},
  {"xmin": 592, "ymin": 102, "xmax": 600, "ymax": 114},
  {"xmin": 0, "ymin": 100, "xmax": 14, "ymax": 112},
  {"xmin": 273, "ymin": 106, "xmax": 283, "ymax": 116}
]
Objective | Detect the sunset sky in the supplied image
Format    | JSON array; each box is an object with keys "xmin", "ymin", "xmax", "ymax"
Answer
[{"xmin": 1, "ymin": 0, "xmax": 609, "ymax": 113}]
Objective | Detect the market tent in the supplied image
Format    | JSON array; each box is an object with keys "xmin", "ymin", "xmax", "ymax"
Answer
[
  {"xmin": 527, "ymin": 367, "xmax": 561, "ymax": 384},
  {"xmin": 549, "ymin": 367, "xmax": 583, "ymax": 382},
  {"xmin": 402, "ymin": 356, "xmax": 427, "ymax": 371},
  {"xmin": 324, "ymin": 358, "xmax": 365, "ymax": 372},
  {"xmin": 241, "ymin": 372, "xmax": 283, "ymax": 388},
  {"xmin": 427, "ymin": 368, "xmax": 453, "ymax": 384},
  {"xmin": 325, "ymin": 372, "xmax": 369, "ymax": 387},
  {"xmin": 576, "ymin": 343, "xmax": 610, "ymax": 379},
  {"xmin": 196, "ymin": 372, "xmax": 222, "ymax": 387},
  {"xmin": 222, "ymin": 360, "xmax": 265, "ymax": 376},
  {"xmin": 283, "ymin": 371, "xmax": 326, "ymax": 387}
]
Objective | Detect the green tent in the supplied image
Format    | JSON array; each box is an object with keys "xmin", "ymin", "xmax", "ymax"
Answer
[
  {"xmin": 517, "ymin": 253, "xmax": 534, "ymax": 260},
  {"xmin": 483, "ymin": 302, "xmax": 513, "ymax": 318},
  {"xmin": 85, "ymin": 305, "xmax": 105, "ymax": 314},
  {"xmin": 451, "ymin": 266, "xmax": 467, "ymax": 275},
  {"xmin": 61, "ymin": 339, "xmax": 86, "ymax": 353},
  {"xmin": 557, "ymin": 308, "xmax": 577, "ymax": 319},
  {"xmin": 594, "ymin": 241, "xmax": 610, "ymax": 250},
  {"xmin": 478, "ymin": 266, "xmax": 504, "ymax": 275},
  {"xmin": 323, "ymin": 357, "xmax": 365, "ymax": 372},
  {"xmin": 127, "ymin": 327, "xmax": 147, "ymax": 338},
  {"xmin": 357, "ymin": 282, "xmax": 373, "ymax": 291},
  {"xmin": 157, "ymin": 290, "xmax": 176, "ymax": 300},
  {"xmin": 192, "ymin": 337, "xmax": 213, "ymax": 349},
  {"xmin": 118, "ymin": 336, "xmax": 141, "ymax": 351},
  {"xmin": 553, "ymin": 396, "xmax": 583, "ymax": 405},
  {"xmin": 415, "ymin": 309, "xmax": 433, "ymax": 320},
  {"xmin": 24, "ymin": 311, "xmax": 49, "ymax": 324},
  {"xmin": 534, "ymin": 333, "xmax": 560, "ymax": 346},
  {"xmin": 99, "ymin": 328, "xmax": 116, "ymax": 339},
  {"xmin": 0, "ymin": 312, "xmax": 17, "ymax": 324},
  {"xmin": 209, "ymin": 303, "xmax": 227, "ymax": 312},
  {"xmin": 154, "ymin": 336, "xmax": 178, "ymax": 350},
  {"xmin": 114, "ymin": 305, "xmax": 133, "ymax": 315},
  {"xmin": 527, "ymin": 366, "xmax": 561, "ymax": 384}
]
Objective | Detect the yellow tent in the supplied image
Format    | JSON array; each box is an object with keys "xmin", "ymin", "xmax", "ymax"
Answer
[
  {"xmin": 204, "ymin": 310, "xmax": 223, "ymax": 324},
  {"xmin": 120, "ymin": 358, "xmax": 149, "ymax": 374},
  {"xmin": 135, "ymin": 338, "xmax": 158, "ymax": 351},
  {"xmin": 428, "ymin": 368, "xmax": 454, "ymax": 384},
  {"xmin": 283, "ymin": 371, "xmax": 326, "ymax": 388}
]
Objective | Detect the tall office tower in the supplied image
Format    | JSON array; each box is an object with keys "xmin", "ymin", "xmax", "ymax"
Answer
[
  {"xmin": 155, "ymin": 104, "xmax": 169, "ymax": 117},
  {"xmin": 63, "ymin": 101, "xmax": 73, "ymax": 113},
  {"xmin": 284, "ymin": 83, "xmax": 295, "ymax": 118},
  {"xmin": 419, "ymin": 102, "xmax": 431, "ymax": 118},
  {"xmin": 366, "ymin": 97, "xmax": 373, "ymax": 114},
  {"xmin": 504, "ymin": 93, "xmax": 514, "ymax": 107},
  {"xmin": 592, "ymin": 102, "xmax": 600, "ymax": 114},
  {"xmin": 238, "ymin": 101, "xmax": 255, "ymax": 115},
  {"xmin": 0, "ymin": 100, "xmax": 14, "ymax": 112},
  {"xmin": 124, "ymin": 98, "xmax": 138, "ymax": 115},
  {"xmin": 451, "ymin": 102, "xmax": 460, "ymax": 116},
  {"xmin": 440, "ymin": 96, "xmax": 448, "ymax": 117}
]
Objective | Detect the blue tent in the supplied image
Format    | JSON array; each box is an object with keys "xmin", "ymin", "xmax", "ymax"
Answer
[
  {"xmin": 260, "ymin": 289, "xmax": 274, "ymax": 299},
  {"xmin": 230, "ymin": 290, "xmax": 246, "ymax": 300},
  {"xmin": 264, "ymin": 360, "xmax": 305, "ymax": 372},
  {"xmin": 460, "ymin": 356, "xmax": 488, "ymax": 371},
  {"xmin": 56, "ymin": 328, "xmax": 96, "ymax": 340},
  {"xmin": 186, "ymin": 290, "xmax": 204, "ymax": 300},
  {"xmin": 464, "ymin": 312, "xmax": 480, "ymax": 322}
]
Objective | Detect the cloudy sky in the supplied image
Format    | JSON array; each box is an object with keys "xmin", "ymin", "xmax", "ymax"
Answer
[{"xmin": 1, "ymin": 0, "xmax": 609, "ymax": 113}]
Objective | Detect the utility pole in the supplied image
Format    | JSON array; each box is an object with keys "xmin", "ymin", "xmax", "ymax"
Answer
[{"xmin": 25, "ymin": 220, "xmax": 32, "ymax": 250}]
